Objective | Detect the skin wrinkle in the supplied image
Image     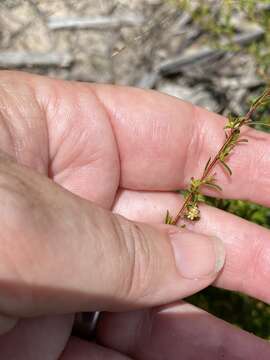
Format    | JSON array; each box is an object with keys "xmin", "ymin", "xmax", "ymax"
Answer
[
  {"xmin": 93, "ymin": 86, "xmax": 189, "ymax": 191},
  {"xmin": 184, "ymin": 105, "xmax": 223, "ymax": 187},
  {"xmin": 85, "ymin": 208, "xmax": 124, "ymax": 301},
  {"xmin": 151, "ymin": 115, "xmax": 172, "ymax": 143},
  {"xmin": 0, "ymin": 76, "xmax": 49, "ymax": 174},
  {"xmin": 90, "ymin": 85, "xmax": 122, "ymax": 194},
  {"xmin": 52, "ymin": 126, "xmax": 104, "ymax": 177},
  {"xmin": 148, "ymin": 117, "xmax": 177, "ymax": 168},
  {"xmin": 119, "ymin": 220, "xmax": 138, "ymax": 301},
  {"xmin": 106, "ymin": 214, "xmax": 131, "ymax": 299},
  {"xmin": 23, "ymin": 104, "xmax": 46, "ymax": 166},
  {"xmin": 127, "ymin": 223, "xmax": 152, "ymax": 302},
  {"xmin": 44, "ymin": 90, "xmax": 81, "ymax": 171},
  {"xmin": 117, "ymin": 218, "xmax": 154, "ymax": 303},
  {"xmin": 36, "ymin": 80, "xmax": 95, "ymax": 176},
  {"xmin": 34, "ymin": 79, "xmax": 61, "ymax": 174},
  {"xmin": 91, "ymin": 86, "xmax": 139, "ymax": 187},
  {"xmin": 31, "ymin": 88, "xmax": 50, "ymax": 176},
  {"xmin": 32, "ymin": 78, "xmax": 120, "ymax": 208},
  {"xmin": 182, "ymin": 104, "xmax": 202, "ymax": 187}
]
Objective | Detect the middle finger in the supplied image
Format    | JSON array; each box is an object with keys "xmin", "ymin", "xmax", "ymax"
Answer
[{"xmin": 113, "ymin": 189, "xmax": 270, "ymax": 304}]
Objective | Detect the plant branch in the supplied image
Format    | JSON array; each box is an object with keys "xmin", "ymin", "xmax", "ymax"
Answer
[{"xmin": 166, "ymin": 88, "xmax": 270, "ymax": 226}]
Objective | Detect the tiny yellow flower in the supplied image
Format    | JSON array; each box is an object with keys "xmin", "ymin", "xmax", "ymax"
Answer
[{"xmin": 186, "ymin": 205, "xmax": 200, "ymax": 221}]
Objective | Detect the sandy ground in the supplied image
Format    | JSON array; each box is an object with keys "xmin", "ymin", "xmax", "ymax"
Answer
[{"xmin": 0, "ymin": 1, "xmax": 266, "ymax": 114}]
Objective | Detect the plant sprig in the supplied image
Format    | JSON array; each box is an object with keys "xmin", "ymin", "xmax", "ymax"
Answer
[{"xmin": 165, "ymin": 88, "xmax": 270, "ymax": 226}]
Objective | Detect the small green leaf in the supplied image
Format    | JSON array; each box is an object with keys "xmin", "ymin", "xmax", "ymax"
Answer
[
  {"xmin": 197, "ymin": 193, "xmax": 206, "ymax": 202},
  {"xmin": 205, "ymin": 182, "xmax": 223, "ymax": 191},
  {"xmin": 247, "ymin": 122, "xmax": 270, "ymax": 128},
  {"xmin": 219, "ymin": 150, "xmax": 228, "ymax": 161},
  {"xmin": 231, "ymin": 129, "xmax": 240, "ymax": 143},
  {"xmin": 220, "ymin": 159, "xmax": 232, "ymax": 176},
  {"xmin": 165, "ymin": 210, "xmax": 173, "ymax": 224},
  {"xmin": 224, "ymin": 115, "xmax": 243, "ymax": 130},
  {"xmin": 252, "ymin": 89, "xmax": 270, "ymax": 109},
  {"xmin": 191, "ymin": 178, "xmax": 201, "ymax": 189},
  {"xmin": 183, "ymin": 190, "xmax": 191, "ymax": 199}
]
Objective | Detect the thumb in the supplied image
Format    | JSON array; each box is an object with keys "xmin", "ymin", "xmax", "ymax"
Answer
[{"xmin": 0, "ymin": 158, "xmax": 225, "ymax": 317}]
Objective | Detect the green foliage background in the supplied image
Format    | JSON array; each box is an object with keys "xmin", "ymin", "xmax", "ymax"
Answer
[
  {"xmin": 188, "ymin": 198, "xmax": 270, "ymax": 340},
  {"xmin": 170, "ymin": 0, "xmax": 270, "ymax": 339}
]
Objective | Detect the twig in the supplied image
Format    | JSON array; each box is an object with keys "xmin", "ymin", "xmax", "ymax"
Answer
[
  {"xmin": 158, "ymin": 28, "xmax": 265, "ymax": 76},
  {"xmin": 257, "ymin": 3, "xmax": 270, "ymax": 11},
  {"xmin": 135, "ymin": 71, "xmax": 160, "ymax": 89},
  {"xmin": 158, "ymin": 48, "xmax": 223, "ymax": 75},
  {"xmin": 0, "ymin": 52, "xmax": 73, "ymax": 68},
  {"xmin": 48, "ymin": 15, "xmax": 144, "ymax": 31}
]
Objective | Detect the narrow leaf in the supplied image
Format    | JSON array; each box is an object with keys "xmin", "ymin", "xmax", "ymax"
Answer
[
  {"xmin": 220, "ymin": 159, "xmax": 232, "ymax": 176},
  {"xmin": 165, "ymin": 210, "xmax": 173, "ymax": 224},
  {"xmin": 205, "ymin": 182, "xmax": 223, "ymax": 191},
  {"xmin": 248, "ymin": 122, "xmax": 270, "ymax": 128},
  {"xmin": 252, "ymin": 89, "xmax": 270, "ymax": 108},
  {"xmin": 197, "ymin": 193, "xmax": 206, "ymax": 202},
  {"xmin": 204, "ymin": 175, "xmax": 215, "ymax": 183},
  {"xmin": 204, "ymin": 156, "xmax": 212, "ymax": 173}
]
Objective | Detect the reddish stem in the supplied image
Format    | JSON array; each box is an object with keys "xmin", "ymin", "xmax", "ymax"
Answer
[{"xmin": 171, "ymin": 89, "xmax": 270, "ymax": 226}]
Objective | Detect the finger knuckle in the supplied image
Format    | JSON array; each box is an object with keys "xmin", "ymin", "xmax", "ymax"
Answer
[{"xmin": 112, "ymin": 216, "xmax": 155, "ymax": 301}]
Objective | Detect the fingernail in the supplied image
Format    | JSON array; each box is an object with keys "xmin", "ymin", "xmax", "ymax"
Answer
[{"xmin": 170, "ymin": 231, "xmax": 226, "ymax": 279}]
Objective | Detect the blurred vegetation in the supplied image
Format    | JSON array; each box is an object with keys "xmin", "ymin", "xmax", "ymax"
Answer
[
  {"xmin": 188, "ymin": 287, "xmax": 270, "ymax": 339},
  {"xmin": 172, "ymin": 0, "xmax": 270, "ymax": 81},
  {"xmin": 168, "ymin": 0, "xmax": 270, "ymax": 339},
  {"xmin": 188, "ymin": 197, "xmax": 270, "ymax": 339}
]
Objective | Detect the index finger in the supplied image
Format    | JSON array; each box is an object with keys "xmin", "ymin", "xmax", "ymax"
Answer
[{"xmin": 93, "ymin": 84, "xmax": 270, "ymax": 206}]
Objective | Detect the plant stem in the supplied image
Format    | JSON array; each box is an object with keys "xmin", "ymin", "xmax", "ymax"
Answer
[{"xmin": 171, "ymin": 89, "xmax": 270, "ymax": 226}]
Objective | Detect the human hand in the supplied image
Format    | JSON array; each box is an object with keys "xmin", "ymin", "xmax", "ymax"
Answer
[{"xmin": 0, "ymin": 71, "xmax": 268, "ymax": 359}]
